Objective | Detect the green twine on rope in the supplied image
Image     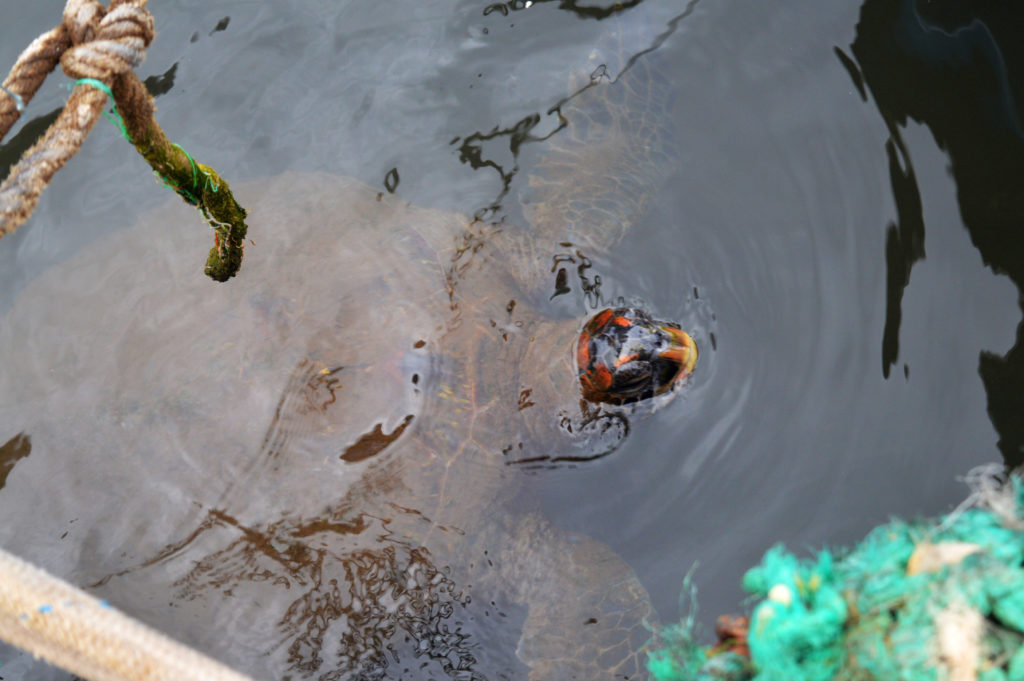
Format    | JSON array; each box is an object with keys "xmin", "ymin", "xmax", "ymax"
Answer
[
  {"xmin": 71, "ymin": 78, "xmax": 131, "ymax": 141},
  {"xmin": 67, "ymin": 71, "xmax": 247, "ymax": 280},
  {"xmin": 152, "ymin": 143, "xmax": 222, "ymax": 219},
  {"xmin": 173, "ymin": 143, "xmax": 219, "ymax": 192},
  {"xmin": 72, "ymin": 78, "xmax": 217, "ymax": 207},
  {"xmin": 159, "ymin": 143, "xmax": 228, "ymax": 230},
  {"xmin": 174, "ymin": 142, "xmax": 199, "ymax": 200}
]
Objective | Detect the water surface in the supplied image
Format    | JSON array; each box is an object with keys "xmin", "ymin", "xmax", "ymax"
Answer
[{"xmin": 1, "ymin": 0, "xmax": 1021, "ymax": 678}]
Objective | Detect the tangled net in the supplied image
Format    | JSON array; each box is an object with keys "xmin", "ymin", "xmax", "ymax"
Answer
[{"xmin": 647, "ymin": 464, "xmax": 1024, "ymax": 681}]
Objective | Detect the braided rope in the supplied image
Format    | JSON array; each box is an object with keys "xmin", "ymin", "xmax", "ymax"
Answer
[
  {"xmin": 0, "ymin": 545, "xmax": 258, "ymax": 681},
  {"xmin": 0, "ymin": 0, "xmax": 248, "ymax": 280},
  {"xmin": 0, "ymin": 27, "xmax": 69, "ymax": 140},
  {"xmin": 0, "ymin": 0, "xmax": 152, "ymax": 236}
]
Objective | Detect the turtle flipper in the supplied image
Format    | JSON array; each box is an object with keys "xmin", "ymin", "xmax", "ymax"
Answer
[
  {"xmin": 497, "ymin": 513, "xmax": 655, "ymax": 680},
  {"xmin": 511, "ymin": 12, "xmax": 679, "ymax": 293}
]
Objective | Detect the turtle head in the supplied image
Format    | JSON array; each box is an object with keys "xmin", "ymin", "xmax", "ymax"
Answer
[{"xmin": 576, "ymin": 307, "xmax": 697, "ymax": 405}]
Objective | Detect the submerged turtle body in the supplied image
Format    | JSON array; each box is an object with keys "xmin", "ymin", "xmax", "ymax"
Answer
[{"xmin": 0, "ymin": 15, "xmax": 695, "ymax": 681}]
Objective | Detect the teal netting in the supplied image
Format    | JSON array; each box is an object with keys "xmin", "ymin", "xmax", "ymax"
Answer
[{"xmin": 647, "ymin": 467, "xmax": 1024, "ymax": 681}]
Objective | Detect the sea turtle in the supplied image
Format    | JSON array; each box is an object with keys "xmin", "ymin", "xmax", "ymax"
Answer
[{"xmin": 0, "ymin": 13, "xmax": 696, "ymax": 681}]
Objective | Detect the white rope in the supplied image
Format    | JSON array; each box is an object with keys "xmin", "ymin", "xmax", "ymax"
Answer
[{"xmin": 0, "ymin": 545, "xmax": 260, "ymax": 681}]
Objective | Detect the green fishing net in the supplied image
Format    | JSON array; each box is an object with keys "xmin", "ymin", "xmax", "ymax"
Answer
[{"xmin": 647, "ymin": 467, "xmax": 1024, "ymax": 681}]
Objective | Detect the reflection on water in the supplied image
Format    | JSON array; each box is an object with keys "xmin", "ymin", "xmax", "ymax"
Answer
[
  {"xmin": 0, "ymin": 432, "xmax": 30, "ymax": 491},
  {"xmin": 0, "ymin": 6, "xmax": 694, "ymax": 677},
  {"xmin": 484, "ymin": 0, "xmax": 643, "ymax": 21},
  {"xmin": 8, "ymin": 0, "xmax": 1020, "ymax": 677},
  {"xmin": 455, "ymin": 0, "xmax": 698, "ymax": 223},
  {"xmin": 0, "ymin": 169, "xmax": 664, "ymax": 679},
  {"xmin": 840, "ymin": 0, "xmax": 1024, "ymax": 467},
  {"xmin": 133, "ymin": 509, "xmax": 483, "ymax": 680}
]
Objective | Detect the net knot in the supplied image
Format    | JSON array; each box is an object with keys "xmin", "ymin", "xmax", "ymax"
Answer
[{"xmin": 60, "ymin": 0, "xmax": 154, "ymax": 84}]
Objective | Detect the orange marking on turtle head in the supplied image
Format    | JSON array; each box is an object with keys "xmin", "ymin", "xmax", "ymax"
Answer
[
  {"xmin": 576, "ymin": 336, "xmax": 591, "ymax": 371},
  {"xmin": 591, "ymin": 309, "xmax": 613, "ymax": 330},
  {"xmin": 590, "ymin": 363, "xmax": 612, "ymax": 390}
]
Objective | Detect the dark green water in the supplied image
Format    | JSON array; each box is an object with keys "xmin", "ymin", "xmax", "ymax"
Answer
[{"xmin": 1, "ymin": 0, "xmax": 1022, "ymax": 679}]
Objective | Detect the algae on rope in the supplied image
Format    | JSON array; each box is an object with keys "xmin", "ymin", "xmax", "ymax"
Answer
[{"xmin": 110, "ymin": 72, "xmax": 248, "ymax": 282}]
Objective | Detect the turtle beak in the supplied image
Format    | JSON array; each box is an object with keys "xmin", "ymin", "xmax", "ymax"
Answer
[{"xmin": 659, "ymin": 326, "xmax": 698, "ymax": 382}]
